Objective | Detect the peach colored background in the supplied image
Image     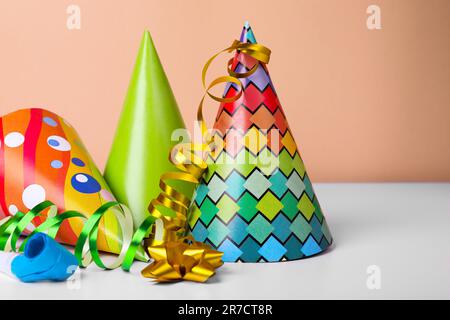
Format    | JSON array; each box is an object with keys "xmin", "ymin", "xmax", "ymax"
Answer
[{"xmin": 0, "ymin": 0, "xmax": 449, "ymax": 182}]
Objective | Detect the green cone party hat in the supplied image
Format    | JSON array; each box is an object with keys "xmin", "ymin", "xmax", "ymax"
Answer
[
  {"xmin": 188, "ymin": 23, "xmax": 333, "ymax": 262},
  {"xmin": 105, "ymin": 31, "xmax": 193, "ymax": 226}
]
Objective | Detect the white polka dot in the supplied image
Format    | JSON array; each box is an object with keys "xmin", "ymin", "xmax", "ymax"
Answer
[
  {"xmin": 4, "ymin": 132, "xmax": 25, "ymax": 148},
  {"xmin": 75, "ymin": 174, "xmax": 88, "ymax": 183},
  {"xmin": 22, "ymin": 184, "xmax": 46, "ymax": 210},
  {"xmin": 8, "ymin": 204, "xmax": 18, "ymax": 214},
  {"xmin": 47, "ymin": 135, "xmax": 71, "ymax": 151}
]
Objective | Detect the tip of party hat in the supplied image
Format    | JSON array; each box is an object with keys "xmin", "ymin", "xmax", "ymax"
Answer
[
  {"xmin": 240, "ymin": 22, "xmax": 257, "ymax": 44},
  {"xmin": 135, "ymin": 30, "xmax": 170, "ymax": 72},
  {"xmin": 139, "ymin": 30, "xmax": 156, "ymax": 57},
  {"xmin": 142, "ymin": 29, "xmax": 151, "ymax": 39},
  {"xmin": 132, "ymin": 29, "xmax": 170, "ymax": 90}
]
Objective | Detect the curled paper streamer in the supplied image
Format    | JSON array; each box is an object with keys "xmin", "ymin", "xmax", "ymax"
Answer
[
  {"xmin": 142, "ymin": 40, "xmax": 271, "ymax": 281},
  {"xmin": 0, "ymin": 200, "xmax": 154, "ymax": 271},
  {"xmin": 141, "ymin": 236, "xmax": 223, "ymax": 283}
]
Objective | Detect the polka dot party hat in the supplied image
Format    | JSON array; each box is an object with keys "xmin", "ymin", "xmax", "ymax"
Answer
[
  {"xmin": 0, "ymin": 108, "xmax": 143, "ymax": 258},
  {"xmin": 187, "ymin": 23, "xmax": 333, "ymax": 262}
]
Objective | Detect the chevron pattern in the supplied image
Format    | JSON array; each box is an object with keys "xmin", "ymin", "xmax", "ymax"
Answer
[{"xmin": 188, "ymin": 23, "xmax": 332, "ymax": 262}]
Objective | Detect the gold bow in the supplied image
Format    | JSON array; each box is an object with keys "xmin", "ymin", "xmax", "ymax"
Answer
[{"xmin": 141, "ymin": 237, "xmax": 223, "ymax": 282}]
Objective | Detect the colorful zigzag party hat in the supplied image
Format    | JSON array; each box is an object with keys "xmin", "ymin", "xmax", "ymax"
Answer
[
  {"xmin": 188, "ymin": 23, "xmax": 333, "ymax": 262},
  {"xmin": 105, "ymin": 31, "xmax": 194, "ymax": 227}
]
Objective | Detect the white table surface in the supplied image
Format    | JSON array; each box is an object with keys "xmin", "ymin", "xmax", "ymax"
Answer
[{"xmin": 1, "ymin": 183, "xmax": 449, "ymax": 300}]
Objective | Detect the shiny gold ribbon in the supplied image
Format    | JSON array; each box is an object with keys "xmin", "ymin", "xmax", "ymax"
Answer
[
  {"xmin": 142, "ymin": 40, "xmax": 271, "ymax": 282},
  {"xmin": 141, "ymin": 236, "xmax": 223, "ymax": 282}
]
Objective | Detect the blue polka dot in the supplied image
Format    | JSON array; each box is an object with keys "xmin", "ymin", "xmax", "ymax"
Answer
[
  {"xmin": 50, "ymin": 160, "xmax": 63, "ymax": 169},
  {"xmin": 43, "ymin": 117, "xmax": 57, "ymax": 127},
  {"xmin": 48, "ymin": 139, "xmax": 60, "ymax": 147},
  {"xmin": 71, "ymin": 173, "xmax": 101, "ymax": 194},
  {"xmin": 71, "ymin": 158, "xmax": 85, "ymax": 167}
]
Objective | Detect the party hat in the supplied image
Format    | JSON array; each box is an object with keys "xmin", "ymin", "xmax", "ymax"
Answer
[
  {"xmin": 0, "ymin": 108, "xmax": 131, "ymax": 256},
  {"xmin": 188, "ymin": 23, "xmax": 333, "ymax": 262},
  {"xmin": 105, "ymin": 31, "xmax": 193, "ymax": 227}
]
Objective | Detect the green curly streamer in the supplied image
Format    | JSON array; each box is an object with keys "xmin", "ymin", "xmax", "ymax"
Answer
[{"xmin": 0, "ymin": 200, "xmax": 155, "ymax": 272}]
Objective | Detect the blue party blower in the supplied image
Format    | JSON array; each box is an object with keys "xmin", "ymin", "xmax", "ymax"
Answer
[{"xmin": 9, "ymin": 233, "xmax": 79, "ymax": 283}]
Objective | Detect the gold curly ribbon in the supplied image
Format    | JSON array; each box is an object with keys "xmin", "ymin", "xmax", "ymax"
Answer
[
  {"xmin": 141, "ymin": 236, "xmax": 223, "ymax": 282},
  {"xmin": 142, "ymin": 40, "xmax": 271, "ymax": 282}
]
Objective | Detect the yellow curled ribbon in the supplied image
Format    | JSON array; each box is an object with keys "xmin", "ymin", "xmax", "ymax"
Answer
[
  {"xmin": 142, "ymin": 40, "xmax": 271, "ymax": 282},
  {"xmin": 141, "ymin": 236, "xmax": 223, "ymax": 283}
]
